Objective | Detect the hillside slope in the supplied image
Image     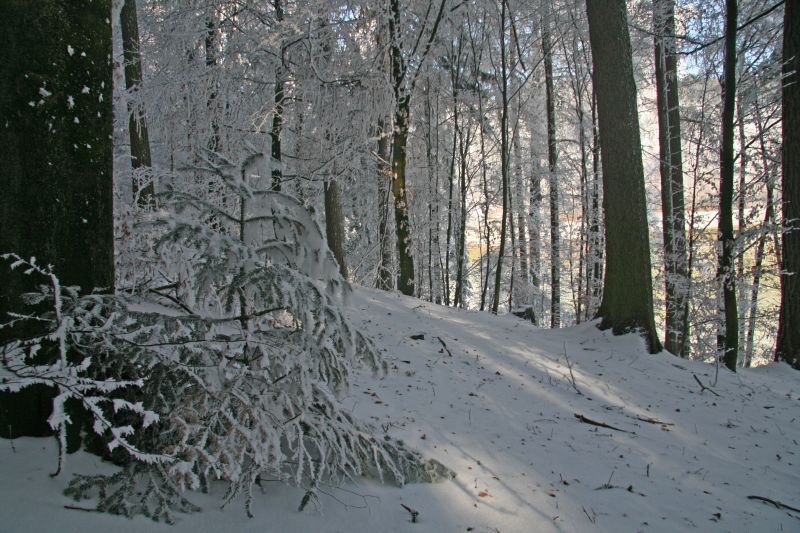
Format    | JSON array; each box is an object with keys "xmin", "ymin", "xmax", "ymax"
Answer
[{"xmin": 1, "ymin": 287, "xmax": 798, "ymax": 532}]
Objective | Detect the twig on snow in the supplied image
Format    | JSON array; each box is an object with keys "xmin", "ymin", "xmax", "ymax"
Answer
[
  {"xmin": 435, "ymin": 336, "xmax": 453, "ymax": 357},
  {"xmin": 562, "ymin": 343, "xmax": 582, "ymax": 396},
  {"xmin": 692, "ymin": 374, "xmax": 721, "ymax": 397},
  {"xmin": 574, "ymin": 413, "xmax": 633, "ymax": 433},
  {"xmin": 747, "ymin": 495, "xmax": 800, "ymax": 516},
  {"xmin": 401, "ymin": 503, "xmax": 420, "ymax": 523}
]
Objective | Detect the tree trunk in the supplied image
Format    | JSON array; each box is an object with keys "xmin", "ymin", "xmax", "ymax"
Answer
[
  {"xmin": 270, "ymin": 0, "xmax": 285, "ymax": 191},
  {"xmin": 391, "ymin": 96, "xmax": 416, "ymax": 296},
  {"xmin": 491, "ymin": 0, "xmax": 509, "ymax": 314},
  {"xmin": 586, "ymin": 0, "xmax": 661, "ymax": 353},
  {"xmin": 543, "ymin": 16, "xmax": 560, "ymax": 328},
  {"xmin": 528, "ymin": 135, "xmax": 542, "ymax": 324},
  {"xmin": 376, "ymin": 118, "xmax": 393, "ymax": 290},
  {"xmin": 0, "ymin": 0, "xmax": 114, "ymax": 440},
  {"xmin": 454, "ymin": 125, "xmax": 470, "ymax": 308},
  {"xmin": 324, "ymin": 180, "xmax": 348, "ymax": 280},
  {"xmin": 654, "ymin": 0, "xmax": 688, "ymax": 356},
  {"xmin": 777, "ymin": 0, "xmax": 800, "ymax": 369},
  {"xmin": 120, "ymin": 0, "xmax": 154, "ymax": 207},
  {"xmin": 717, "ymin": 0, "xmax": 739, "ymax": 370}
]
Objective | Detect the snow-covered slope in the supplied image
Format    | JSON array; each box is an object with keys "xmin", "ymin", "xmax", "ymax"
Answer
[{"xmin": 2, "ymin": 287, "xmax": 799, "ymax": 532}]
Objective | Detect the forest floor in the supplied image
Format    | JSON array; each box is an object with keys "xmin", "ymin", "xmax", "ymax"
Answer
[{"xmin": 1, "ymin": 286, "xmax": 799, "ymax": 532}]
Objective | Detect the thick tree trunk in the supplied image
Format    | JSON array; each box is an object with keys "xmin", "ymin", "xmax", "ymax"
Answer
[
  {"xmin": 391, "ymin": 97, "xmax": 416, "ymax": 296},
  {"xmin": 0, "ymin": 0, "xmax": 114, "ymax": 440},
  {"xmin": 654, "ymin": 0, "xmax": 688, "ymax": 356},
  {"xmin": 717, "ymin": 0, "xmax": 739, "ymax": 370},
  {"xmin": 324, "ymin": 180, "xmax": 348, "ymax": 280},
  {"xmin": 586, "ymin": 0, "xmax": 661, "ymax": 353},
  {"xmin": 120, "ymin": 0, "xmax": 154, "ymax": 207},
  {"xmin": 777, "ymin": 0, "xmax": 800, "ymax": 369}
]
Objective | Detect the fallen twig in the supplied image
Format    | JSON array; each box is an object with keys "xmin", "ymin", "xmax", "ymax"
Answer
[
  {"xmin": 693, "ymin": 374, "xmax": 721, "ymax": 397},
  {"xmin": 436, "ymin": 336, "xmax": 453, "ymax": 357},
  {"xmin": 563, "ymin": 343, "xmax": 583, "ymax": 396},
  {"xmin": 64, "ymin": 505, "xmax": 101, "ymax": 513},
  {"xmin": 747, "ymin": 495, "xmax": 800, "ymax": 515},
  {"xmin": 401, "ymin": 503, "xmax": 420, "ymax": 523},
  {"xmin": 574, "ymin": 413, "xmax": 632, "ymax": 433},
  {"xmin": 634, "ymin": 415, "xmax": 674, "ymax": 426}
]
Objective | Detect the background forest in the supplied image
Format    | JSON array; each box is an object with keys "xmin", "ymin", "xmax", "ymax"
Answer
[{"xmin": 113, "ymin": 0, "xmax": 790, "ymax": 366}]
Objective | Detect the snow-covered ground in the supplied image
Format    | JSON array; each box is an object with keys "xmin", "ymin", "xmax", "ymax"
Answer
[{"xmin": 2, "ymin": 287, "xmax": 798, "ymax": 532}]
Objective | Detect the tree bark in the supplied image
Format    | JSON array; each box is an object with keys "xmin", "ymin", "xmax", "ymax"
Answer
[
  {"xmin": 491, "ymin": 0, "xmax": 510, "ymax": 314},
  {"xmin": 654, "ymin": 0, "xmax": 688, "ymax": 356},
  {"xmin": 543, "ymin": 16, "xmax": 560, "ymax": 328},
  {"xmin": 0, "ymin": 0, "xmax": 114, "ymax": 440},
  {"xmin": 120, "ymin": 0, "xmax": 154, "ymax": 207},
  {"xmin": 324, "ymin": 180, "xmax": 349, "ymax": 280},
  {"xmin": 376, "ymin": 118, "xmax": 394, "ymax": 290},
  {"xmin": 586, "ymin": 0, "xmax": 661, "ymax": 353},
  {"xmin": 717, "ymin": 0, "xmax": 739, "ymax": 370},
  {"xmin": 777, "ymin": 0, "xmax": 800, "ymax": 369}
]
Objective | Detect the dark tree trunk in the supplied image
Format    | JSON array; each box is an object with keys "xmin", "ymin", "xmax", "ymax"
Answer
[
  {"xmin": 324, "ymin": 180, "xmax": 349, "ymax": 280},
  {"xmin": 654, "ymin": 0, "xmax": 688, "ymax": 357},
  {"xmin": 120, "ymin": 0, "xmax": 154, "ymax": 207},
  {"xmin": 270, "ymin": 0, "xmax": 285, "ymax": 191},
  {"xmin": 543, "ymin": 17, "xmax": 560, "ymax": 328},
  {"xmin": 0, "ymin": 0, "xmax": 114, "ymax": 440},
  {"xmin": 717, "ymin": 0, "xmax": 739, "ymax": 370},
  {"xmin": 491, "ymin": 0, "xmax": 509, "ymax": 314},
  {"xmin": 391, "ymin": 96, "xmax": 416, "ymax": 296},
  {"xmin": 586, "ymin": 0, "xmax": 661, "ymax": 353},
  {"xmin": 205, "ymin": 16, "xmax": 220, "ymax": 153},
  {"xmin": 777, "ymin": 0, "xmax": 800, "ymax": 369},
  {"xmin": 454, "ymin": 126, "xmax": 470, "ymax": 308}
]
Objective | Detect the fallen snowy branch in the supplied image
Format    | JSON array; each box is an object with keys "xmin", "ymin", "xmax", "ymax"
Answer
[
  {"xmin": 574, "ymin": 413, "xmax": 633, "ymax": 433},
  {"xmin": 747, "ymin": 495, "xmax": 800, "ymax": 516}
]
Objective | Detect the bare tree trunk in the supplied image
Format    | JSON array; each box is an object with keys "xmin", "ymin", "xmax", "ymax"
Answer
[
  {"xmin": 270, "ymin": 0, "xmax": 285, "ymax": 190},
  {"xmin": 543, "ymin": 14, "xmax": 560, "ymax": 328},
  {"xmin": 717, "ymin": 0, "xmax": 739, "ymax": 370},
  {"xmin": 205, "ymin": 16, "xmax": 220, "ymax": 153},
  {"xmin": 776, "ymin": 0, "xmax": 800, "ymax": 369},
  {"xmin": 454, "ymin": 125, "xmax": 471, "ymax": 308},
  {"xmin": 491, "ymin": 0, "xmax": 509, "ymax": 314},
  {"xmin": 376, "ymin": 118, "xmax": 393, "ymax": 290},
  {"xmin": 120, "ymin": 0, "xmax": 154, "ymax": 207},
  {"xmin": 324, "ymin": 179, "xmax": 348, "ymax": 280},
  {"xmin": 587, "ymin": 0, "xmax": 661, "ymax": 353},
  {"xmin": 444, "ymin": 91, "xmax": 458, "ymax": 305},
  {"xmin": 654, "ymin": 0, "xmax": 688, "ymax": 356}
]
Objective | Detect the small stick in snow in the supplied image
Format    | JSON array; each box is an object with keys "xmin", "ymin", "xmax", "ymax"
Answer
[
  {"xmin": 574, "ymin": 413, "xmax": 633, "ymax": 433},
  {"xmin": 562, "ymin": 343, "xmax": 582, "ymax": 396},
  {"xmin": 634, "ymin": 415, "xmax": 674, "ymax": 426},
  {"xmin": 64, "ymin": 505, "xmax": 102, "ymax": 513},
  {"xmin": 436, "ymin": 336, "xmax": 453, "ymax": 357},
  {"xmin": 747, "ymin": 495, "xmax": 800, "ymax": 516},
  {"xmin": 401, "ymin": 503, "xmax": 420, "ymax": 523},
  {"xmin": 692, "ymin": 374, "xmax": 721, "ymax": 397}
]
